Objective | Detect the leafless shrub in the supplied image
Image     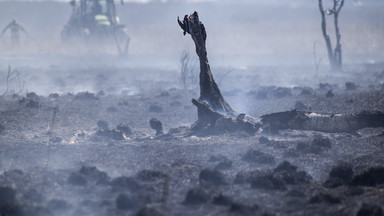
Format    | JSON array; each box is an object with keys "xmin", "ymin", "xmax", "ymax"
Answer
[
  {"xmin": 2, "ymin": 65, "xmax": 25, "ymax": 95},
  {"xmin": 214, "ymin": 67, "xmax": 233, "ymax": 86},
  {"xmin": 179, "ymin": 50, "xmax": 197, "ymax": 90},
  {"xmin": 313, "ymin": 41, "xmax": 323, "ymax": 77}
]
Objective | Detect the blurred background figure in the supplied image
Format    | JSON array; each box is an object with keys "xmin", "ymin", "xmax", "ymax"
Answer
[{"xmin": 0, "ymin": 19, "xmax": 28, "ymax": 48}]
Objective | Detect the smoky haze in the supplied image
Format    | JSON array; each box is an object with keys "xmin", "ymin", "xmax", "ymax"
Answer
[{"xmin": 0, "ymin": 0, "xmax": 383, "ymax": 95}]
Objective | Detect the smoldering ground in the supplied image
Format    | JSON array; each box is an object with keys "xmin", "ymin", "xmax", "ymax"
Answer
[{"xmin": 0, "ymin": 1, "xmax": 384, "ymax": 216}]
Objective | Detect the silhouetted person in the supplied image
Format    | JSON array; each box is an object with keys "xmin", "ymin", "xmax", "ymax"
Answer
[
  {"xmin": 91, "ymin": 0, "xmax": 103, "ymax": 15},
  {"xmin": 0, "ymin": 19, "xmax": 28, "ymax": 48}
]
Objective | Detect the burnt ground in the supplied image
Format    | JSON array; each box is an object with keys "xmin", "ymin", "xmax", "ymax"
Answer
[{"xmin": 0, "ymin": 68, "xmax": 384, "ymax": 216}]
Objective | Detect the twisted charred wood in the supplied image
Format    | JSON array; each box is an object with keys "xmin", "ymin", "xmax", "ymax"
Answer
[
  {"xmin": 178, "ymin": 12, "xmax": 261, "ymax": 135},
  {"xmin": 261, "ymin": 110, "xmax": 384, "ymax": 134}
]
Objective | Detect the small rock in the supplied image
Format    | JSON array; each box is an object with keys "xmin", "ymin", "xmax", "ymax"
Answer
[
  {"xmin": 149, "ymin": 105, "xmax": 163, "ymax": 113},
  {"xmin": 48, "ymin": 93, "xmax": 60, "ymax": 99},
  {"xmin": 79, "ymin": 166, "xmax": 109, "ymax": 184},
  {"xmin": 116, "ymin": 123, "xmax": 133, "ymax": 136},
  {"xmin": 309, "ymin": 192, "xmax": 341, "ymax": 204},
  {"xmin": 296, "ymin": 142, "xmax": 323, "ymax": 155},
  {"xmin": 158, "ymin": 91, "xmax": 170, "ymax": 97},
  {"xmin": 199, "ymin": 169, "xmax": 227, "ymax": 186},
  {"xmin": 212, "ymin": 194, "xmax": 232, "ymax": 206},
  {"xmin": 26, "ymin": 100, "xmax": 40, "ymax": 109},
  {"xmin": 26, "ymin": 92, "xmax": 40, "ymax": 101},
  {"xmin": 351, "ymin": 167, "xmax": 384, "ymax": 186},
  {"xmin": 300, "ymin": 87, "xmax": 313, "ymax": 95},
  {"xmin": 0, "ymin": 124, "xmax": 5, "ymax": 133},
  {"xmin": 110, "ymin": 176, "xmax": 141, "ymax": 192},
  {"xmin": 242, "ymin": 149, "xmax": 275, "ymax": 165},
  {"xmin": 356, "ymin": 203, "xmax": 383, "ymax": 216},
  {"xmin": 136, "ymin": 207, "xmax": 163, "ymax": 216},
  {"xmin": 116, "ymin": 194, "xmax": 135, "ymax": 210},
  {"xmin": 230, "ymin": 202, "xmax": 259, "ymax": 215},
  {"xmin": 73, "ymin": 92, "xmax": 99, "ymax": 101},
  {"xmin": 273, "ymin": 87, "xmax": 292, "ymax": 98},
  {"xmin": 47, "ymin": 199, "xmax": 70, "ymax": 211},
  {"xmin": 319, "ymin": 83, "xmax": 334, "ymax": 91},
  {"xmin": 324, "ymin": 164, "xmax": 353, "ymax": 188},
  {"xmin": 345, "ymin": 82, "xmax": 357, "ymax": 91},
  {"xmin": 106, "ymin": 106, "xmax": 118, "ymax": 113},
  {"xmin": 68, "ymin": 172, "xmax": 87, "ymax": 186},
  {"xmin": 326, "ymin": 90, "xmax": 335, "ymax": 98},
  {"xmin": 50, "ymin": 137, "xmax": 63, "ymax": 143},
  {"xmin": 251, "ymin": 174, "xmax": 287, "ymax": 190},
  {"xmin": 184, "ymin": 188, "xmax": 210, "ymax": 205},
  {"xmin": 312, "ymin": 136, "xmax": 332, "ymax": 148},
  {"xmin": 0, "ymin": 186, "xmax": 16, "ymax": 206},
  {"xmin": 150, "ymin": 118, "xmax": 163, "ymax": 136},
  {"xmin": 137, "ymin": 170, "xmax": 168, "ymax": 182}
]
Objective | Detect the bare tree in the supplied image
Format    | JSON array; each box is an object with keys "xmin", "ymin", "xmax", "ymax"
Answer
[
  {"xmin": 318, "ymin": 0, "xmax": 344, "ymax": 71},
  {"xmin": 179, "ymin": 50, "xmax": 197, "ymax": 90}
]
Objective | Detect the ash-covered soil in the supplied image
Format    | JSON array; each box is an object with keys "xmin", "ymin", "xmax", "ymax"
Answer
[{"xmin": 0, "ymin": 69, "xmax": 384, "ymax": 216}]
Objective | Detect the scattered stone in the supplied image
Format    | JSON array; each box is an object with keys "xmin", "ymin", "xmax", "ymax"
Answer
[
  {"xmin": 97, "ymin": 120, "xmax": 109, "ymax": 130},
  {"xmin": 242, "ymin": 149, "xmax": 275, "ymax": 165},
  {"xmin": 170, "ymin": 101, "xmax": 182, "ymax": 107},
  {"xmin": 251, "ymin": 174, "xmax": 287, "ymax": 190},
  {"xmin": 150, "ymin": 118, "xmax": 163, "ymax": 136},
  {"xmin": 79, "ymin": 166, "xmax": 109, "ymax": 184},
  {"xmin": 47, "ymin": 199, "xmax": 70, "ymax": 211},
  {"xmin": 294, "ymin": 101, "xmax": 307, "ymax": 111},
  {"xmin": 312, "ymin": 136, "xmax": 332, "ymax": 148},
  {"xmin": 0, "ymin": 186, "xmax": 16, "ymax": 206},
  {"xmin": 184, "ymin": 188, "xmax": 210, "ymax": 205},
  {"xmin": 300, "ymin": 87, "xmax": 313, "ymax": 95},
  {"xmin": 26, "ymin": 92, "xmax": 40, "ymax": 101},
  {"xmin": 26, "ymin": 99, "xmax": 40, "ymax": 109},
  {"xmin": 149, "ymin": 105, "xmax": 163, "ymax": 113},
  {"xmin": 48, "ymin": 93, "xmax": 60, "ymax": 99},
  {"xmin": 273, "ymin": 87, "xmax": 292, "ymax": 98},
  {"xmin": 137, "ymin": 170, "xmax": 168, "ymax": 182},
  {"xmin": 199, "ymin": 169, "xmax": 227, "ymax": 186},
  {"xmin": 351, "ymin": 167, "xmax": 384, "ymax": 186},
  {"xmin": 116, "ymin": 123, "xmax": 133, "ymax": 136},
  {"xmin": 326, "ymin": 90, "xmax": 335, "ymax": 98},
  {"xmin": 106, "ymin": 106, "xmax": 118, "ymax": 113},
  {"xmin": 116, "ymin": 194, "xmax": 135, "ymax": 210},
  {"xmin": 274, "ymin": 161, "xmax": 297, "ymax": 173},
  {"xmin": 50, "ymin": 136, "xmax": 63, "ymax": 143},
  {"xmin": 24, "ymin": 188, "xmax": 43, "ymax": 203},
  {"xmin": 68, "ymin": 172, "xmax": 87, "ymax": 186},
  {"xmin": 324, "ymin": 164, "xmax": 354, "ymax": 188},
  {"xmin": 73, "ymin": 92, "xmax": 99, "ymax": 101},
  {"xmin": 309, "ymin": 192, "xmax": 341, "ymax": 204},
  {"xmin": 230, "ymin": 202, "xmax": 259, "ymax": 215},
  {"xmin": 136, "ymin": 206, "xmax": 163, "ymax": 216},
  {"xmin": 356, "ymin": 203, "xmax": 383, "ymax": 216},
  {"xmin": 345, "ymin": 82, "xmax": 357, "ymax": 91},
  {"xmin": 110, "ymin": 176, "xmax": 141, "ymax": 192},
  {"xmin": 209, "ymin": 155, "xmax": 232, "ymax": 170},
  {"xmin": 212, "ymin": 194, "xmax": 232, "ymax": 206},
  {"xmin": 319, "ymin": 83, "xmax": 334, "ymax": 91}
]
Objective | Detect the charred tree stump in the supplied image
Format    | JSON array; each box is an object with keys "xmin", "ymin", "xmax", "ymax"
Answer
[{"xmin": 178, "ymin": 12, "xmax": 261, "ymax": 134}]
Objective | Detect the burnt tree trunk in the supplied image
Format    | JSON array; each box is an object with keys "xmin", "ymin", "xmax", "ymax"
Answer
[
  {"xmin": 178, "ymin": 12, "xmax": 260, "ymax": 134},
  {"xmin": 318, "ymin": 0, "xmax": 344, "ymax": 71},
  {"xmin": 261, "ymin": 110, "xmax": 384, "ymax": 135}
]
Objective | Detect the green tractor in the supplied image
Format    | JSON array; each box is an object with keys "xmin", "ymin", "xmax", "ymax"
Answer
[{"xmin": 62, "ymin": 0, "xmax": 129, "ymax": 55}]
